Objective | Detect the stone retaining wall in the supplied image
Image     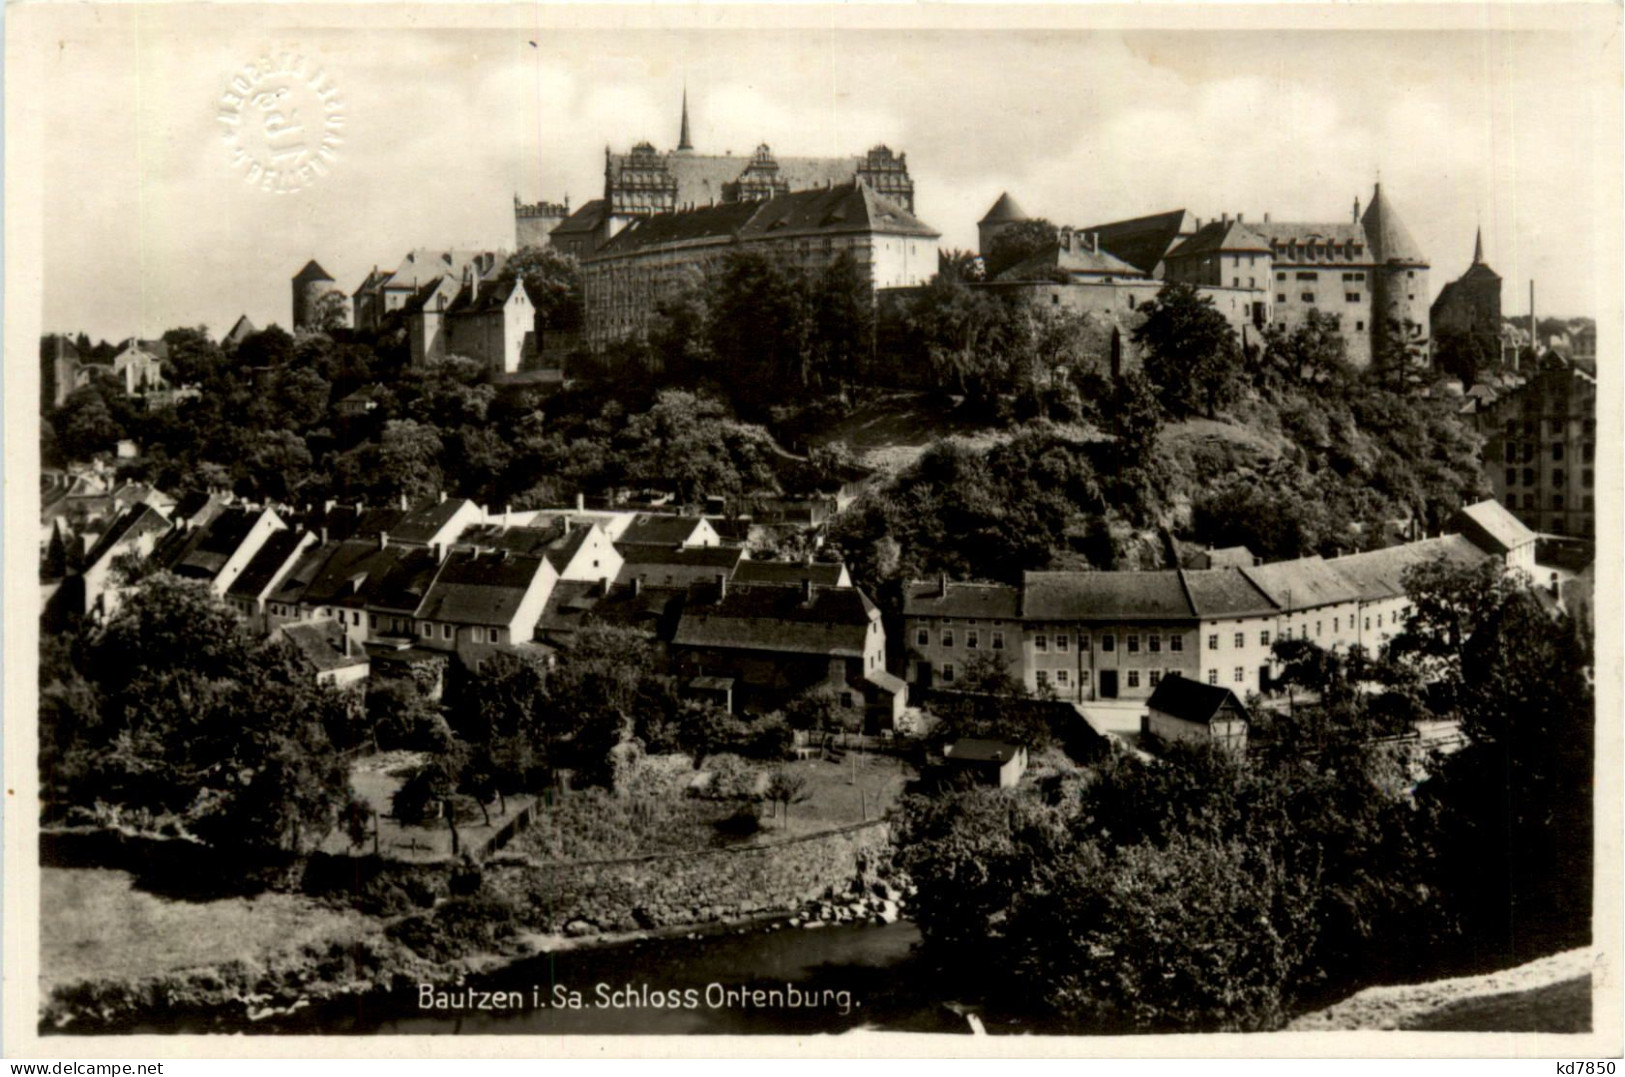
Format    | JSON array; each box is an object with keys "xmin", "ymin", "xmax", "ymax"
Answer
[{"xmin": 487, "ymin": 821, "xmax": 892, "ymax": 937}]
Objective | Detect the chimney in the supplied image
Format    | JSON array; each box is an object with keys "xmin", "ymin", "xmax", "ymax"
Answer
[
  {"xmin": 1263, "ymin": 212, "xmax": 1270, "ymax": 223},
  {"xmin": 439, "ymin": 491, "xmax": 447, "ymax": 504},
  {"xmin": 939, "ymin": 571, "xmax": 948, "ymax": 598},
  {"xmin": 399, "ymin": 491, "xmax": 409, "ymax": 511},
  {"xmin": 717, "ymin": 572, "xmax": 728, "ymax": 600},
  {"xmin": 379, "ymin": 531, "xmax": 388, "ymax": 549},
  {"xmin": 576, "ymin": 492, "xmax": 586, "ymax": 512},
  {"xmin": 1352, "ymin": 197, "xmax": 1360, "ymax": 222},
  {"xmin": 1091, "ymin": 232, "xmax": 1100, "ymax": 254},
  {"xmin": 631, "ymin": 575, "xmax": 642, "ymax": 596},
  {"xmin": 1221, "ymin": 213, "xmax": 1229, "ymax": 225},
  {"xmin": 802, "ymin": 577, "xmax": 813, "ymax": 603},
  {"xmin": 1236, "ymin": 213, "xmax": 1244, "ymax": 223},
  {"xmin": 324, "ymin": 498, "xmax": 336, "ymax": 515},
  {"xmin": 320, "ymin": 525, "xmax": 329, "ymax": 545}
]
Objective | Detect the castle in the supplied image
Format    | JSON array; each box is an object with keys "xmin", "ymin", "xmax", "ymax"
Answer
[
  {"xmin": 515, "ymin": 91, "xmax": 916, "ymax": 260},
  {"xmin": 978, "ymin": 184, "xmax": 1432, "ymax": 368}
]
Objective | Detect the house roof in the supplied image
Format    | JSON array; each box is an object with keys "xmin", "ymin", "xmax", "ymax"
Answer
[
  {"xmin": 445, "ymin": 276, "xmax": 531, "ymax": 316},
  {"xmin": 606, "ymin": 146, "xmax": 886, "ymax": 213},
  {"xmin": 1147, "ymin": 674, "xmax": 1247, "ymax": 726},
  {"xmin": 1179, "ymin": 568, "xmax": 1280, "ymax": 618},
  {"xmin": 945, "ymin": 738, "xmax": 1023, "ymax": 765},
  {"xmin": 1022, "ymin": 571, "xmax": 1195, "ymax": 622},
  {"xmin": 1328, "ymin": 536, "xmax": 1486, "ymax": 602},
  {"xmin": 979, "ymin": 192, "xmax": 1027, "ymax": 225},
  {"xmin": 733, "ymin": 559, "xmax": 848, "ymax": 589},
  {"xmin": 392, "ymin": 498, "xmax": 477, "ymax": 544},
  {"xmin": 300, "ymin": 538, "xmax": 411, "ymax": 609},
  {"xmin": 1240, "ymin": 556, "xmax": 1363, "ymax": 611},
  {"xmin": 293, "ymin": 260, "xmax": 335, "ymax": 283},
  {"xmin": 551, "ymin": 198, "xmax": 607, "ymax": 237},
  {"xmin": 618, "ymin": 514, "xmax": 709, "ymax": 547},
  {"xmin": 616, "ymin": 542, "xmax": 743, "ymax": 571},
  {"xmin": 276, "ymin": 619, "xmax": 367, "ymax": 673},
  {"xmin": 1076, "ymin": 209, "xmax": 1198, "ymax": 276},
  {"xmin": 997, "ymin": 239, "xmax": 1142, "ymax": 282},
  {"xmin": 81, "ymin": 504, "xmax": 169, "ymax": 571},
  {"xmin": 226, "ymin": 528, "xmax": 310, "ymax": 599},
  {"xmin": 1456, "ymin": 499, "xmax": 1536, "ymax": 555},
  {"xmin": 265, "ymin": 541, "xmax": 339, "ymax": 606},
  {"xmin": 902, "ymin": 580, "xmax": 1022, "ymax": 620},
  {"xmin": 366, "ymin": 545, "xmax": 445, "ymax": 613},
  {"xmin": 672, "ymin": 583, "xmax": 877, "ymax": 658},
  {"xmin": 154, "ymin": 507, "xmax": 269, "ymax": 580},
  {"xmin": 415, "ymin": 547, "xmax": 551, "ymax": 626},
  {"xmin": 536, "ymin": 579, "xmax": 688, "ymax": 642},
  {"xmin": 223, "ymin": 315, "xmax": 258, "ymax": 346},
  {"xmin": 1165, "ymin": 220, "xmax": 1274, "ymax": 260}
]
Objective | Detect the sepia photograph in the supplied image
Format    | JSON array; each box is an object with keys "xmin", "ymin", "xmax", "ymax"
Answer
[{"xmin": 3, "ymin": 1, "xmax": 1620, "ymax": 1059}]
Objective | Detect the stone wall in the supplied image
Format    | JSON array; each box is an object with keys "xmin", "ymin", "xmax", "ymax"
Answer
[{"xmin": 486, "ymin": 821, "xmax": 891, "ymax": 937}]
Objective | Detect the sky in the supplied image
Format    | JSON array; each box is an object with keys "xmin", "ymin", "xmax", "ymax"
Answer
[{"xmin": 28, "ymin": 8, "xmax": 1622, "ymax": 343}]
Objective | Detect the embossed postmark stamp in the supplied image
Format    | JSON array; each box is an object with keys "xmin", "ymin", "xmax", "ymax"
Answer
[{"xmin": 217, "ymin": 52, "xmax": 345, "ymax": 194}]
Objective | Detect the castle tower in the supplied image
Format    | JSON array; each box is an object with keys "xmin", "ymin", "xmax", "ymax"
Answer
[
  {"xmin": 515, "ymin": 193, "xmax": 570, "ymax": 249},
  {"xmin": 1430, "ymin": 224, "xmax": 1501, "ymax": 342},
  {"xmin": 677, "ymin": 86, "xmax": 694, "ymax": 153},
  {"xmin": 291, "ymin": 259, "xmax": 338, "ymax": 331},
  {"xmin": 1361, "ymin": 183, "xmax": 1430, "ymax": 364},
  {"xmin": 977, "ymin": 192, "xmax": 1028, "ymax": 257}
]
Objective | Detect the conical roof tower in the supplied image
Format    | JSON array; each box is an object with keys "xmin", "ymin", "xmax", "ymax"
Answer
[
  {"xmin": 1360, "ymin": 183, "xmax": 1426, "ymax": 266},
  {"xmin": 677, "ymin": 87, "xmax": 694, "ymax": 152},
  {"xmin": 979, "ymin": 191, "xmax": 1028, "ymax": 225}
]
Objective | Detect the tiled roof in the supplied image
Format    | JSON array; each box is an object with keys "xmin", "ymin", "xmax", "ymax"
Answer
[
  {"xmin": 733, "ymin": 560, "xmax": 848, "ymax": 589},
  {"xmin": 226, "ymin": 528, "xmax": 310, "ymax": 599},
  {"xmin": 445, "ymin": 277, "xmax": 530, "ymax": 317},
  {"xmin": 1456, "ymin": 499, "xmax": 1536, "ymax": 555},
  {"xmin": 368, "ymin": 545, "xmax": 445, "ymax": 613},
  {"xmin": 1165, "ymin": 220, "xmax": 1274, "ymax": 260},
  {"xmin": 155, "ymin": 507, "xmax": 266, "ymax": 580},
  {"xmin": 1240, "ymin": 556, "xmax": 1363, "ymax": 610},
  {"xmin": 615, "ymin": 542, "xmax": 743, "ymax": 571},
  {"xmin": 618, "ymin": 515, "xmax": 708, "ymax": 547},
  {"xmin": 392, "ymin": 498, "xmax": 477, "ymax": 544},
  {"xmin": 1022, "ymin": 571, "xmax": 1195, "ymax": 622},
  {"xmin": 277, "ymin": 619, "xmax": 367, "ymax": 673},
  {"xmin": 266, "ymin": 542, "xmax": 338, "ymax": 606},
  {"xmin": 1361, "ymin": 183, "xmax": 1427, "ymax": 265},
  {"xmin": 293, "ymin": 260, "xmax": 334, "ymax": 282},
  {"xmin": 300, "ymin": 539, "xmax": 407, "ymax": 609},
  {"xmin": 415, "ymin": 548, "xmax": 550, "ymax": 626},
  {"xmin": 537, "ymin": 579, "xmax": 687, "ymax": 642},
  {"xmin": 551, "ymin": 199, "xmax": 607, "ymax": 236},
  {"xmin": 997, "ymin": 240, "xmax": 1143, "ymax": 282},
  {"xmin": 902, "ymin": 580, "xmax": 1022, "ymax": 620},
  {"xmin": 541, "ymin": 526, "xmax": 594, "ymax": 572},
  {"xmin": 1179, "ymin": 569, "xmax": 1279, "ymax": 618},
  {"xmin": 81, "ymin": 504, "xmax": 169, "ymax": 571},
  {"xmin": 1147, "ymin": 674, "xmax": 1246, "ymax": 726},
  {"xmin": 1328, "ymin": 536, "xmax": 1486, "ymax": 602},
  {"xmin": 223, "ymin": 315, "xmax": 257, "ymax": 346},
  {"xmin": 673, "ymin": 583, "xmax": 877, "ymax": 657},
  {"xmin": 1076, "ymin": 209, "xmax": 1197, "ymax": 276}
]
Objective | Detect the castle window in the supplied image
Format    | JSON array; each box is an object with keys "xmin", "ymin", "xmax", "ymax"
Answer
[
  {"xmin": 1127, "ymin": 670, "xmax": 1140, "ymax": 689},
  {"xmin": 1277, "ymin": 272, "xmax": 1287, "ymax": 281},
  {"xmin": 1552, "ymin": 442, "xmax": 1564, "ymax": 460},
  {"xmin": 1346, "ymin": 293, "xmax": 1360, "ymax": 302},
  {"xmin": 1277, "ymin": 295, "xmax": 1287, "ymax": 304},
  {"xmin": 1301, "ymin": 293, "xmax": 1315, "ymax": 303},
  {"xmin": 993, "ymin": 631, "xmax": 1004, "ymax": 650},
  {"xmin": 1033, "ymin": 633, "xmax": 1046, "ymax": 652},
  {"xmin": 1170, "ymin": 635, "xmax": 1183, "ymax": 652},
  {"xmin": 1208, "ymin": 670, "xmax": 1218, "ymax": 685},
  {"xmin": 1356, "ymin": 321, "xmax": 1365, "ymax": 331},
  {"xmin": 916, "ymin": 628, "xmax": 929, "ymax": 647},
  {"xmin": 1524, "ymin": 468, "xmax": 1535, "ymax": 486},
  {"xmin": 1235, "ymin": 667, "xmax": 1244, "ymax": 684},
  {"xmin": 1584, "ymin": 470, "xmax": 1594, "ymax": 488},
  {"xmin": 1505, "ymin": 468, "xmax": 1517, "ymax": 487},
  {"xmin": 1554, "ymin": 470, "xmax": 1565, "ymax": 487},
  {"xmin": 1552, "ymin": 495, "xmax": 1565, "ymax": 511}
]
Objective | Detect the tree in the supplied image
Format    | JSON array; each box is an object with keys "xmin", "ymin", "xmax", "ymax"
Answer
[
  {"xmin": 309, "ymin": 291, "xmax": 350, "ymax": 333},
  {"xmin": 162, "ymin": 327, "xmax": 228, "ymax": 386},
  {"xmin": 497, "ymin": 246, "xmax": 583, "ymax": 333},
  {"xmin": 1388, "ymin": 555, "xmax": 1527, "ymax": 698},
  {"xmin": 705, "ymin": 251, "xmax": 813, "ymax": 417},
  {"xmin": 52, "ymin": 387, "xmax": 125, "ymax": 461},
  {"xmin": 1132, "ymin": 282, "xmax": 1244, "ymax": 418},
  {"xmin": 1433, "ymin": 326, "xmax": 1499, "ymax": 390},
  {"xmin": 953, "ymin": 651, "xmax": 1027, "ymax": 697},
  {"xmin": 764, "ymin": 768, "xmax": 809, "ymax": 826},
  {"xmin": 983, "ymin": 218, "xmax": 1059, "ymax": 279}
]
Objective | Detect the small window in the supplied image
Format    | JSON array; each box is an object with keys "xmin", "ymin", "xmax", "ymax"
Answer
[
  {"xmin": 1233, "ymin": 632, "xmax": 1244, "ymax": 648},
  {"xmin": 1554, "ymin": 470, "xmax": 1565, "ymax": 487},
  {"xmin": 1127, "ymin": 670, "xmax": 1140, "ymax": 689},
  {"xmin": 943, "ymin": 664, "xmax": 955, "ymax": 684},
  {"xmin": 1355, "ymin": 320, "xmax": 1364, "ymax": 331},
  {"xmin": 1056, "ymin": 670, "xmax": 1069, "ymax": 686},
  {"xmin": 472, "ymin": 627, "xmax": 484, "ymax": 643},
  {"xmin": 1301, "ymin": 293, "xmax": 1315, "ymax": 303},
  {"xmin": 1149, "ymin": 634, "xmax": 1161, "ymax": 653},
  {"xmin": 916, "ymin": 629, "xmax": 929, "ymax": 647},
  {"xmin": 1583, "ymin": 470, "xmax": 1594, "ymax": 488},
  {"xmin": 421, "ymin": 623, "xmax": 432, "ymax": 638},
  {"xmin": 1345, "ymin": 293, "xmax": 1360, "ymax": 303},
  {"xmin": 942, "ymin": 630, "xmax": 955, "ymax": 648},
  {"xmin": 1316, "ymin": 621, "xmax": 1322, "ymax": 637},
  {"xmin": 967, "ymin": 630, "xmax": 979, "ymax": 650},
  {"xmin": 1505, "ymin": 468, "xmax": 1517, "ymax": 487},
  {"xmin": 1277, "ymin": 294, "xmax": 1287, "ymax": 304},
  {"xmin": 1260, "ymin": 630, "xmax": 1270, "ymax": 646},
  {"xmin": 1078, "ymin": 633, "xmax": 1090, "ymax": 652},
  {"xmin": 1552, "ymin": 443, "xmax": 1564, "ymax": 461},
  {"xmin": 1080, "ymin": 670, "xmax": 1091, "ymax": 685},
  {"xmin": 442, "ymin": 624, "xmax": 452, "ymax": 640},
  {"xmin": 1102, "ymin": 634, "xmax": 1116, "ymax": 653},
  {"xmin": 1170, "ymin": 635, "xmax": 1183, "ymax": 652},
  {"xmin": 1208, "ymin": 634, "xmax": 1219, "ymax": 651},
  {"xmin": 1276, "ymin": 272, "xmax": 1286, "ymax": 281},
  {"xmin": 1524, "ymin": 468, "xmax": 1535, "ymax": 486},
  {"xmin": 1234, "ymin": 667, "xmax": 1244, "ymax": 684},
  {"xmin": 1364, "ymin": 618, "xmax": 1371, "ymax": 632},
  {"xmin": 1334, "ymin": 617, "xmax": 1340, "ymax": 632},
  {"xmin": 1127, "ymin": 634, "xmax": 1140, "ymax": 654},
  {"xmin": 1149, "ymin": 671, "xmax": 1162, "ymax": 687},
  {"xmin": 1035, "ymin": 670, "xmax": 1047, "ymax": 688},
  {"xmin": 992, "ymin": 631, "xmax": 1004, "ymax": 650},
  {"xmin": 1552, "ymin": 495, "xmax": 1565, "ymax": 511},
  {"xmin": 1033, "ymin": 633, "xmax": 1046, "ymax": 652},
  {"xmin": 1208, "ymin": 670, "xmax": 1218, "ymax": 685},
  {"xmin": 1056, "ymin": 634, "xmax": 1069, "ymax": 652}
]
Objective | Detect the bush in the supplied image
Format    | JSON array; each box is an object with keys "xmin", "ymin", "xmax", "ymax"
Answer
[
  {"xmin": 694, "ymin": 754, "xmax": 766, "ymax": 801},
  {"xmin": 449, "ymin": 860, "xmax": 484, "ymax": 897}
]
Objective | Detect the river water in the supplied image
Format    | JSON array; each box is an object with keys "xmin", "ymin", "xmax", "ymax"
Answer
[{"xmin": 318, "ymin": 919, "xmax": 975, "ymax": 1036}]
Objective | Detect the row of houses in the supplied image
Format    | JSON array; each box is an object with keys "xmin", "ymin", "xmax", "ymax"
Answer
[
  {"xmin": 901, "ymin": 501, "xmax": 1537, "ymax": 704},
  {"xmin": 47, "ymin": 489, "xmax": 902, "ymax": 726}
]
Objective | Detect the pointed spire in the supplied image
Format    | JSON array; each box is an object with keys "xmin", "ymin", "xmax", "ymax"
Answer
[
  {"xmin": 1473, "ymin": 226, "xmax": 1485, "ymax": 265},
  {"xmin": 678, "ymin": 85, "xmax": 693, "ymax": 152}
]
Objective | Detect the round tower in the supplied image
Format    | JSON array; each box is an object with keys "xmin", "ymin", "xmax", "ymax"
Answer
[
  {"xmin": 977, "ymin": 192, "xmax": 1028, "ymax": 257},
  {"xmin": 1360, "ymin": 183, "xmax": 1430, "ymax": 364},
  {"xmin": 291, "ymin": 259, "xmax": 339, "ymax": 331}
]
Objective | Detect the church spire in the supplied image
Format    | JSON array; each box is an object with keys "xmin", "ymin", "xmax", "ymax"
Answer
[
  {"xmin": 678, "ymin": 86, "xmax": 693, "ymax": 152},
  {"xmin": 1473, "ymin": 226, "xmax": 1484, "ymax": 264}
]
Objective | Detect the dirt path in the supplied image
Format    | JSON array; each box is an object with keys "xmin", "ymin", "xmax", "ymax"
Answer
[{"xmin": 1288, "ymin": 947, "xmax": 1595, "ymax": 1032}]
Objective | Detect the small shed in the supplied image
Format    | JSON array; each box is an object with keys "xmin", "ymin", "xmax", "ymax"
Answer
[
  {"xmin": 1143, "ymin": 675, "xmax": 1250, "ymax": 752},
  {"xmin": 943, "ymin": 738, "xmax": 1028, "ymax": 788}
]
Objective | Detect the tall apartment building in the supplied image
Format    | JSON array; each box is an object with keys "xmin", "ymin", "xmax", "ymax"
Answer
[{"xmin": 1478, "ymin": 356, "xmax": 1598, "ymax": 538}]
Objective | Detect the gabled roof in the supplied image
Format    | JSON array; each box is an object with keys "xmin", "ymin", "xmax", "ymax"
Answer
[
  {"xmin": 618, "ymin": 514, "xmax": 708, "ymax": 547},
  {"xmin": 293, "ymin": 260, "xmax": 335, "ymax": 283},
  {"xmin": 551, "ymin": 199, "xmax": 608, "ymax": 237},
  {"xmin": 733, "ymin": 560, "xmax": 849, "ymax": 589},
  {"xmin": 902, "ymin": 579, "xmax": 1022, "ymax": 620},
  {"xmin": 673, "ymin": 583, "xmax": 878, "ymax": 657},
  {"xmin": 615, "ymin": 542, "xmax": 742, "ymax": 571},
  {"xmin": 537, "ymin": 578, "xmax": 687, "ymax": 642},
  {"xmin": 226, "ymin": 528, "xmax": 311, "ymax": 599},
  {"xmin": 367, "ymin": 545, "xmax": 445, "ymax": 613},
  {"xmin": 1360, "ymin": 183, "xmax": 1427, "ymax": 266},
  {"xmin": 415, "ymin": 547, "xmax": 551, "ymax": 626},
  {"xmin": 997, "ymin": 239, "xmax": 1143, "ymax": 282},
  {"xmin": 266, "ymin": 542, "xmax": 339, "ymax": 606},
  {"xmin": 1076, "ymin": 209, "xmax": 1198, "ymax": 276},
  {"xmin": 1147, "ymin": 674, "xmax": 1248, "ymax": 726},
  {"xmin": 1022, "ymin": 571, "xmax": 1195, "ymax": 622},
  {"xmin": 1329, "ymin": 536, "xmax": 1486, "ymax": 602},
  {"xmin": 299, "ymin": 538, "xmax": 408, "ymax": 609},
  {"xmin": 276, "ymin": 619, "xmax": 367, "ymax": 673},
  {"xmin": 1240, "ymin": 556, "xmax": 1363, "ymax": 611},
  {"xmin": 392, "ymin": 498, "xmax": 478, "ymax": 545},
  {"xmin": 223, "ymin": 315, "xmax": 258, "ymax": 347},
  {"xmin": 1179, "ymin": 568, "xmax": 1279, "ymax": 618},
  {"xmin": 445, "ymin": 276, "xmax": 529, "ymax": 317},
  {"xmin": 979, "ymin": 192, "xmax": 1027, "ymax": 225},
  {"xmin": 81, "ymin": 504, "xmax": 170, "ymax": 572},
  {"xmin": 1456, "ymin": 499, "xmax": 1537, "ymax": 555},
  {"xmin": 1165, "ymin": 220, "xmax": 1274, "ymax": 260},
  {"xmin": 153, "ymin": 507, "xmax": 270, "ymax": 580}
]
